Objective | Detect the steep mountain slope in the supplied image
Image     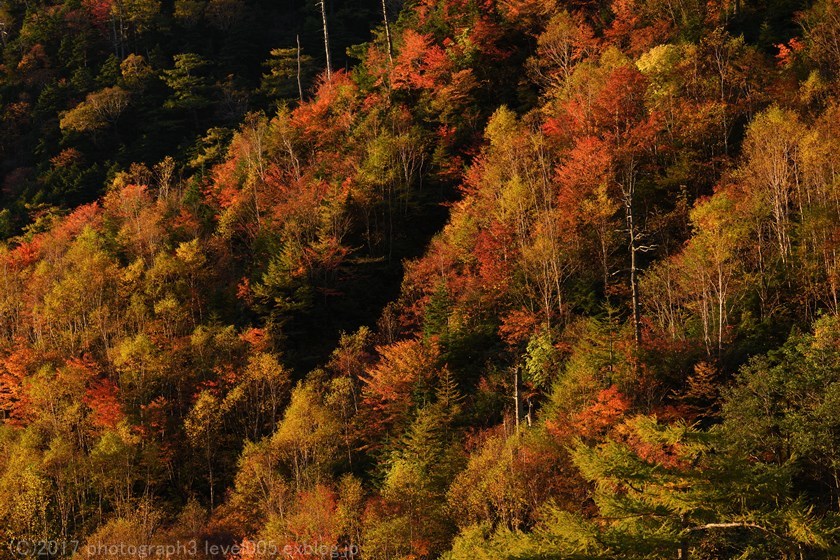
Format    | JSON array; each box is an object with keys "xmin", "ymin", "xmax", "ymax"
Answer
[{"xmin": 2, "ymin": 0, "xmax": 840, "ymax": 558}]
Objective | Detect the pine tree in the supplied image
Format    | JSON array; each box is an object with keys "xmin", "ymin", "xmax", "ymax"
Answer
[{"xmin": 539, "ymin": 416, "xmax": 834, "ymax": 559}]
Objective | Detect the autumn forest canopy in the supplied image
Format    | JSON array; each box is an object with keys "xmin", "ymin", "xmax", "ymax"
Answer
[{"xmin": 3, "ymin": 0, "xmax": 840, "ymax": 557}]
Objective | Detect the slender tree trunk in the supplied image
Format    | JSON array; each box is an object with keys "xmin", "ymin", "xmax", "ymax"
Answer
[
  {"xmin": 513, "ymin": 366, "xmax": 522, "ymax": 432},
  {"xmin": 626, "ymin": 194, "xmax": 642, "ymax": 347},
  {"xmin": 318, "ymin": 0, "xmax": 332, "ymax": 81},
  {"xmin": 111, "ymin": 16, "xmax": 120, "ymax": 58},
  {"xmin": 296, "ymin": 34, "xmax": 304, "ymax": 102},
  {"xmin": 717, "ymin": 266, "xmax": 725, "ymax": 355},
  {"xmin": 381, "ymin": 0, "xmax": 393, "ymax": 64},
  {"xmin": 206, "ymin": 435, "xmax": 214, "ymax": 509},
  {"xmin": 620, "ymin": 158, "xmax": 643, "ymax": 349}
]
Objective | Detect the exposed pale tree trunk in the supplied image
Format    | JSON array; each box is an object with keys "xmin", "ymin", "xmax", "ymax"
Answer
[
  {"xmin": 513, "ymin": 366, "xmax": 524, "ymax": 430},
  {"xmin": 381, "ymin": 0, "xmax": 393, "ymax": 64},
  {"xmin": 624, "ymin": 180, "xmax": 643, "ymax": 348},
  {"xmin": 318, "ymin": 0, "xmax": 332, "ymax": 81}
]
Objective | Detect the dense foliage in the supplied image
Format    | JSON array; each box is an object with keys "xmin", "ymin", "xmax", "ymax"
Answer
[{"xmin": 2, "ymin": 0, "xmax": 840, "ymax": 557}]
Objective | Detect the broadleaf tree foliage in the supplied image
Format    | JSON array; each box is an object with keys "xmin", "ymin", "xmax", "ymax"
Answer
[{"xmin": 2, "ymin": 0, "xmax": 840, "ymax": 557}]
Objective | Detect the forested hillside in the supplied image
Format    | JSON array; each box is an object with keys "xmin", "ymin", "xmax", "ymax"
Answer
[{"xmin": 2, "ymin": 0, "xmax": 840, "ymax": 557}]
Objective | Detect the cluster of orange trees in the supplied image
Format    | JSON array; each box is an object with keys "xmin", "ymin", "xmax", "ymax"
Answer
[{"xmin": 2, "ymin": 0, "xmax": 840, "ymax": 557}]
